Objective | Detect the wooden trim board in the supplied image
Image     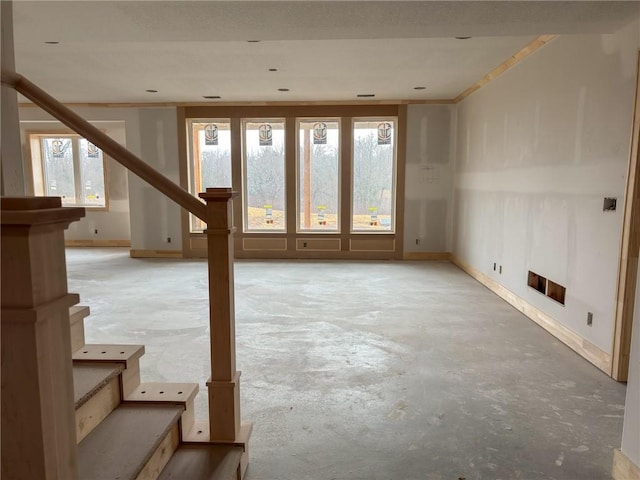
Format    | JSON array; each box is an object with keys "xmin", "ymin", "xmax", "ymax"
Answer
[
  {"xmin": 129, "ymin": 249, "xmax": 183, "ymax": 259},
  {"xmin": 135, "ymin": 423, "xmax": 180, "ymax": 480},
  {"xmin": 75, "ymin": 376, "xmax": 120, "ymax": 443},
  {"xmin": 19, "ymin": 99, "xmax": 455, "ymax": 108},
  {"xmin": 612, "ymin": 449, "xmax": 640, "ymax": 480},
  {"xmin": 454, "ymin": 35, "xmax": 557, "ymax": 103},
  {"xmin": 65, "ymin": 239, "xmax": 131, "ymax": 247},
  {"xmin": 613, "ymin": 51, "xmax": 640, "ymax": 381},
  {"xmin": 451, "ymin": 255, "xmax": 612, "ymax": 374},
  {"xmin": 403, "ymin": 252, "xmax": 451, "ymax": 261}
]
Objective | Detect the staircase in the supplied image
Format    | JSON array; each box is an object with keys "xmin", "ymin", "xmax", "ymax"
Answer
[
  {"xmin": 1, "ymin": 72, "xmax": 252, "ymax": 479},
  {"xmin": 69, "ymin": 306, "xmax": 245, "ymax": 480},
  {"xmin": 1, "ymin": 141, "xmax": 251, "ymax": 477}
]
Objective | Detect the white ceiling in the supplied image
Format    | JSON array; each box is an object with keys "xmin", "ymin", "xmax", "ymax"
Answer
[{"xmin": 9, "ymin": 1, "xmax": 640, "ymax": 104}]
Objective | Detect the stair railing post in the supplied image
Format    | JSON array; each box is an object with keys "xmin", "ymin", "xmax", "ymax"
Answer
[
  {"xmin": 1, "ymin": 196, "xmax": 85, "ymax": 480},
  {"xmin": 199, "ymin": 188, "xmax": 252, "ymax": 477}
]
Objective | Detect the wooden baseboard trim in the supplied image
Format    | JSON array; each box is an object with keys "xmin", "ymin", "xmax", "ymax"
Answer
[
  {"xmin": 403, "ymin": 252, "xmax": 451, "ymax": 261},
  {"xmin": 65, "ymin": 239, "xmax": 131, "ymax": 247},
  {"xmin": 613, "ymin": 448, "xmax": 640, "ymax": 480},
  {"xmin": 129, "ymin": 249, "xmax": 183, "ymax": 259},
  {"xmin": 451, "ymin": 255, "xmax": 612, "ymax": 374}
]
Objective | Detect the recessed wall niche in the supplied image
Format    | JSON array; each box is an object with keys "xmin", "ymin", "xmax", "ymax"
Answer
[{"xmin": 528, "ymin": 270, "xmax": 566, "ymax": 306}]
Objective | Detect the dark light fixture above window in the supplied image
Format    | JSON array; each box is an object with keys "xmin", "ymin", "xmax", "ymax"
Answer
[
  {"xmin": 357, "ymin": 94, "xmax": 375, "ymax": 98},
  {"xmin": 455, "ymin": 36, "xmax": 472, "ymax": 40},
  {"xmin": 414, "ymin": 86, "xmax": 427, "ymax": 90},
  {"xmin": 44, "ymin": 41, "xmax": 59, "ymax": 44},
  {"xmin": 203, "ymin": 95, "xmax": 221, "ymax": 99},
  {"xmin": 268, "ymin": 68, "xmax": 278, "ymax": 72},
  {"xmin": 145, "ymin": 89, "xmax": 158, "ymax": 93},
  {"xmin": 247, "ymin": 40, "xmax": 261, "ymax": 43},
  {"xmin": 277, "ymin": 88, "xmax": 290, "ymax": 92}
]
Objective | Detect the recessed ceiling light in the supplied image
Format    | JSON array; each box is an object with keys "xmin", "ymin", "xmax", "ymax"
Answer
[
  {"xmin": 247, "ymin": 40, "xmax": 261, "ymax": 43},
  {"xmin": 414, "ymin": 86, "xmax": 427, "ymax": 90},
  {"xmin": 268, "ymin": 68, "xmax": 278, "ymax": 72},
  {"xmin": 145, "ymin": 89, "xmax": 158, "ymax": 93},
  {"xmin": 357, "ymin": 94, "xmax": 375, "ymax": 98},
  {"xmin": 455, "ymin": 36, "xmax": 472, "ymax": 40},
  {"xmin": 278, "ymin": 88, "xmax": 289, "ymax": 92},
  {"xmin": 44, "ymin": 41, "xmax": 59, "ymax": 45},
  {"xmin": 203, "ymin": 95, "xmax": 221, "ymax": 99}
]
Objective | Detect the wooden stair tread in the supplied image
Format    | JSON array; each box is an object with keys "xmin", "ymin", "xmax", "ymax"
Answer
[
  {"xmin": 78, "ymin": 404, "xmax": 184, "ymax": 480},
  {"xmin": 73, "ymin": 344, "xmax": 145, "ymax": 367},
  {"xmin": 73, "ymin": 363, "xmax": 124, "ymax": 409},
  {"xmin": 158, "ymin": 444, "xmax": 244, "ymax": 480},
  {"xmin": 126, "ymin": 382, "xmax": 199, "ymax": 404}
]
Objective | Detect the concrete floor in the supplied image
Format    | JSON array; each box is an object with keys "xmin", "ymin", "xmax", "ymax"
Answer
[{"xmin": 66, "ymin": 248, "xmax": 627, "ymax": 480}]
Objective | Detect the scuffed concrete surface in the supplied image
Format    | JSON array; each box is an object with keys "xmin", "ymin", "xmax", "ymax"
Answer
[{"xmin": 66, "ymin": 248, "xmax": 626, "ymax": 480}]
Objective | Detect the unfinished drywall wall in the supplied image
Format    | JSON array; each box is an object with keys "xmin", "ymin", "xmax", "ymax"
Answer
[
  {"xmin": 404, "ymin": 104, "xmax": 455, "ymax": 253},
  {"xmin": 453, "ymin": 19, "xmax": 640, "ymax": 355},
  {"xmin": 127, "ymin": 108, "xmax": 183, "ymax": 252},
  {"xmin": 17, "ymin": 106, "xmax": 187, "ymax": 251},
  {"xmin": 621, "ymin": 261, "xmax": 640, "ymax": 466},
  {"xmin": 18, "ymin": 108, "xmax": 132, "ymax": 243}
]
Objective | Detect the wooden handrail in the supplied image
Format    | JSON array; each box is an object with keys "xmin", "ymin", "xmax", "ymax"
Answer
[{"xmin": 1, "ymin": 70, "xmax": 207, "ymax": 221}]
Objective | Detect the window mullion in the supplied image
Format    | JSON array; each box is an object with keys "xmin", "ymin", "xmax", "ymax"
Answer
[{"xmin": 72, "ymin": 137, "xmax": 83, "ymax": 205}]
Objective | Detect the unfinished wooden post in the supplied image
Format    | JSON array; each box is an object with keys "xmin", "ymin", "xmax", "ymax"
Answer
[
  {"xmin": 1, "ymin": 196, "xmax": 85, "ymax": 480},
  {"xmin": 199, "ymin": 188, "xmax": 252, "ymax": 476}
]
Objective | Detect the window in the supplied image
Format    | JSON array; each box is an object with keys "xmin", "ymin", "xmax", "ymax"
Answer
[
  {"xmin": 297, "ymin": 119, "xmax": 340, "ymax": 232},
  {"xmin": 187, "ymin": 120, "xmax": 232, "ymax": 231},
  {"xmin": 242, "ymin": 119, "xmax": 286, "ymax": 232},
  {"xmin": 182, "ymin": 105, "xmax": 405, "ymax": 259},
  {"xmin": 29, "ymin": 134, "xmax": 107, "ymax": 208},
  {"xmin": 351, "ymin": 119, "xmax": 397, "ymax": 232}
]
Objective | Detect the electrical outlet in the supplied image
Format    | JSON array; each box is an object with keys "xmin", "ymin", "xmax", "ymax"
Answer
[
  {"xmin": 587, "ymin": 312, "xmax": 593, "ymax": 326},
  {"xmin": 94, "ymin": 228, "xmax": 98, "ymax": 235},
  {"xmin": 415, "ymin": 238, "xmax": 420, "ymax": 245},
  {"xmin": 167, "ymin": 237, "xmax": 171, "ymax": 243},
  {"xmin": 303, "ymin": 242, "xmax": 307, "ymax": 248}
]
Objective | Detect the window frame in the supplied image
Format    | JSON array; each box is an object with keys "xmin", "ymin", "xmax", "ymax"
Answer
[
  {"xmin": 350, "ymin": 116, "xmax": 398, "ymax": 234},
  {"xmin": 241, "ymin": 118, "xmax": 288, "ymax": 233},
  {"xmin": 27, "ymin": 132, "xmax": 109, "ymax": 211},
  {"xmin": 186, "ymin": 118, "xmax": 232, "ymax": 232},
  {"xmin": 295, "ymin": 117, "xmax": 342, "ymax": 234},
  {"xmin": 180, "ymin": 104, "xmax": 406, "ymax": 261}
]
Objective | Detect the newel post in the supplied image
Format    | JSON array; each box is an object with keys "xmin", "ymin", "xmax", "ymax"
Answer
[
  {"xmin": 199, "ymin": 188, "xmax": 252, "ymax": 475},
  {"xmin": 1, "ymin": 197, "xmax": 85, "ymax": 480}
]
